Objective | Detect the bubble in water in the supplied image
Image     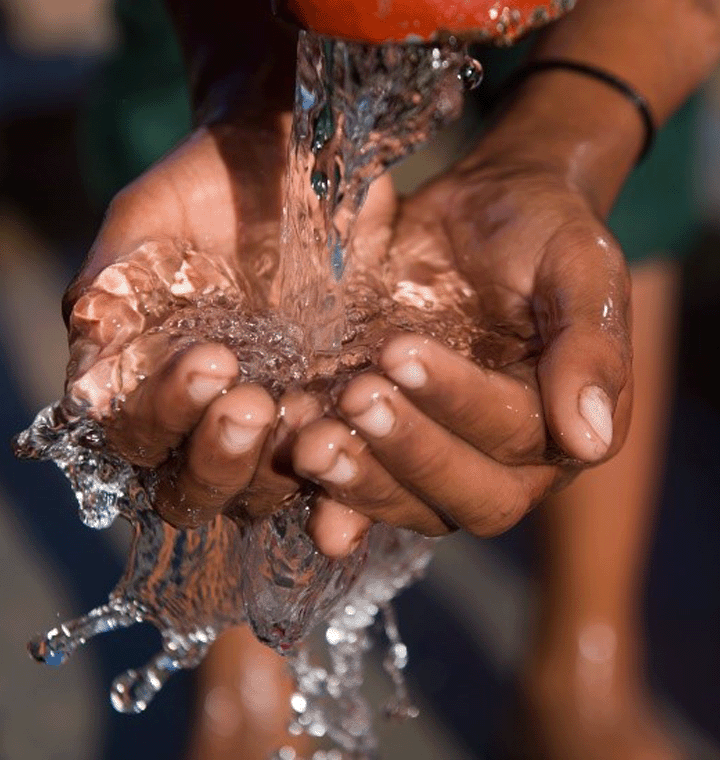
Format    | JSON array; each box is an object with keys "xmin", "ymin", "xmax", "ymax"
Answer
[
  {"xmin": 311, "ymin": 107, "xmax": 335, "ymax": 154},
  {"xmin": 459, "ymin": 57, "xmax": 484, "ymax": 90},
  {"xmin": 311, "ymin": 171, "xmax": 329, "ymax": 198},
  {"xmin": 28, "ymin": 637, "xmax": 68, "ymax": 668}
]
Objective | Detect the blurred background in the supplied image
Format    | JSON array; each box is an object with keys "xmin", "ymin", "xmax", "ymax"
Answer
[{"xmin": 0, "ymin": 1, "xmax": 719, "ymax": 758}]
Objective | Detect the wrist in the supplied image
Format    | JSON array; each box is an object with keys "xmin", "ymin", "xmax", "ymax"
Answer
[{"xmin": 461, "ymin": 69, "xmax": 647, "ymax": 216}]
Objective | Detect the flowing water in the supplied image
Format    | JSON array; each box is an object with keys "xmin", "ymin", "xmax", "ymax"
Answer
[{"xmin": 14, "ymin": 31, "xmax": 483, "ymax": 759}]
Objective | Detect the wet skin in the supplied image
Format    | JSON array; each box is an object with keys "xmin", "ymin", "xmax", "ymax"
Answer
[
  {"xmin": 295, "ymin": 149, "xmax": 633, "ymax": 549},
  {"xmin": 63, "ymin": 107, "xmax": 632, "ymax": 552},
  {"xmin": 63, "ymin": 0, "xmax": 720, "ymax": 557}
]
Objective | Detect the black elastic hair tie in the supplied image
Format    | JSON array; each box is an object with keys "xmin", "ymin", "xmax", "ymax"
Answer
[{"xmin": 501, "ymin": 58, "xmax": 656, "ymax": 164}]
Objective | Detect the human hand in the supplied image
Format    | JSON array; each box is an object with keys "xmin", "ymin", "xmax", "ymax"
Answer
[
  {"xmin": 293, "ymin": 141, "xmax": 633, "ymax": 553},
  {"xmin": 63, "ymin": 122, "xmax": 323, "ymax": 528},
  {"xmin": 63, "ymin": 113, "xmax": 404, "ymax": 531}
]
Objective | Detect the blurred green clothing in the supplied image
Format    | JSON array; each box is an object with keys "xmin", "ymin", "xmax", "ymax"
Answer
[
  {"xmin": 80, "ymin": 0, "xmax": 191, "ymax": 206},
  {"xmin": 82, "ymin": 0, "xmax": 700, "ymax": 263}
]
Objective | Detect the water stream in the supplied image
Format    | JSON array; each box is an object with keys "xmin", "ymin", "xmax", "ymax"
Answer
[{"xmin": 14, "ymin": 31, "xmax": 482, "ymax": 759}]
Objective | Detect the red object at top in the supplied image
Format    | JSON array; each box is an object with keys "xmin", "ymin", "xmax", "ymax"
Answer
[{"xmin": 274, "ymin": 0, "xmax": 575, "ymax": 45}]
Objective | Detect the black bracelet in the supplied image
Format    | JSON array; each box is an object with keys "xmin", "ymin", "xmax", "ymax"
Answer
[{"xmin": 501, "ymin": 58, "xmax": 657, "ymax": 164}]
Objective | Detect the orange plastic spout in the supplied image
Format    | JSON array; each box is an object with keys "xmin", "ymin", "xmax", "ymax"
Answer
[{"xmin": 273, "ymin": 0, "xmax": 575, "ymax": 45}]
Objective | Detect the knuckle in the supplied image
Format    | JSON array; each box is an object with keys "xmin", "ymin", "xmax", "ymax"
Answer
[
  {"xmin": 521, "ymin": 467, "xmax": 556, "ymax": 508},
  {"xmin": 372, "ymin": 483, "xmax": 413, "ymax": 513},
  {"xmin": 465, "ymin": 481, "xmax": 531, "ymax": 537},
  {"xmin": 404, "ymin": 444, "xmax": 446, "ymax": 484},
  {"xmin": 444, "ymin": 392, "xmax": 484, "ymax": 429},
  {"xmin": 491, "ymin": 421, "xmax": 545, "ymax": 464},
  {"xmin": 336, "ymin": 477, "xmax": 401, "ymax": 513}
]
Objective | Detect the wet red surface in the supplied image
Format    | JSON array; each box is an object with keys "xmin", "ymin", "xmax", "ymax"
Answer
[{"xmin": 275, "ymin": 0, "xmax": 573, "ymax": 45}]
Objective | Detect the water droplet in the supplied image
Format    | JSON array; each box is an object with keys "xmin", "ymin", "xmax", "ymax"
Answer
[
  {"xmin": 459, "ymin": 58, "xmax": 484, "ymax": 90},
  {"xmin": 311, "ymin": 171, "xmax": 329, "ymax": 198},
  {"xmin": 28, "ymin": 636, "xmax": 68, "ymax": 667},
  {"xmin": 110, "ymin": 650, "xmax": 181, "ymax": 713}
]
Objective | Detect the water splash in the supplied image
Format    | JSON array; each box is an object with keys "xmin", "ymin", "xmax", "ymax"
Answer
[
  {"xmin": 17, "ymin": 401, "xmax": 433, "ymax": 745},
  {"xmin": 276, "ymin": 32, "xmax": 480, "ymax": 352},
  {"xmin": 16, "ymin": 31, "xmax": 483, "ymax": 758}
]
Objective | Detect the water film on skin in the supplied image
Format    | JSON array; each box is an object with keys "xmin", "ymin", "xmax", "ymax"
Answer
[{"xmin": 15, "ymin": 32, "xmax": 483, "ymax": 759}]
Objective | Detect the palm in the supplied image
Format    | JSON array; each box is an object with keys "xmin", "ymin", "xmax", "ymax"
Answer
[
  {"xmin": 389, "ymin": 162, "xmax": 633, "ymax": 456},
  {"xmin": 61, "ymin": 122, "xmax": 402, "ymax": 528},
  {"xmin": 289, "ymin": 159, "xmax": 635, "ymax": 550}
]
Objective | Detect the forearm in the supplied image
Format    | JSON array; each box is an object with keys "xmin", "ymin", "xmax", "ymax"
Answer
[
  {"xmin": 463, "ymin": 0, "xmax": 720, "ymax": 215},
  {"xmin": 164, "ymin": 0, "xmax": 296, "ymax": 124},
  {"xmin": 533, "ymin": 0, "xmax": 720, "ymax": 123}
]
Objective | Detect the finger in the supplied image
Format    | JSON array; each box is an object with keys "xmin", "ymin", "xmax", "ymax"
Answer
[
  {"xmin": 154, "ymin": 383, "xmax": 275, "ymax": 527},
  {"xmin": 306, "ymin": 497, "xmax": 372, "ymax": 559},
  {"xmin": 108, "ymin": 342, "xmax": 238, "ymax": 465},
  {"xmin": 65, "ymin": 242, "xmax": 184, "ymax": 358},
  {"xmin": 337, "ymin": 373, "xmax": 558, "ymax": 536},
  {"xmin": 535, "ymin": 223, "xmax": 632, "ymax": 462},
  {"xmin": 273, "ymin": 391, "xmax": 325, "ymax": 468},
  {"xmin": 67, "ymin": 330, "xmax": 172, "ymax": 414},
  {"xmin": 292, "ymin": 418, "xmax": 450, "ymax": 536},
  {"xmin": 379, "ymin": 333, "xmax": 546, "ymax": 463},
  {"xmin": 68, "ymin": 284, "xmax": 146, "ymax": 371},
  {"xmin": 243, "ymin": 390, "xmax": 324, "ymax": 519}
]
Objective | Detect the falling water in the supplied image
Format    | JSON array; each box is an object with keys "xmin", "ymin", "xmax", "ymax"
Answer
[{"xmin": 15, "ymin": 31, "xmax": 483, "ymax": 759}]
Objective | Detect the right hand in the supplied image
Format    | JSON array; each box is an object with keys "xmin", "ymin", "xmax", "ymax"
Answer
[{"xmin": 295, "ymin": 151, "xmax": 634, "ymax": 553}]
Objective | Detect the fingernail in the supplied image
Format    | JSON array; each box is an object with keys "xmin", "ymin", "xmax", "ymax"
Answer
[
  {"xmin": 275, "ymin": 394, "xmax": 321, "ymax": 445},
  {"xmin": 320, "ymin": 452, "xmax": 357, "ymax": 485},
  {"xmin": 578, "ymin": 385, "xmax": 613, "ymax": 450},
  {"xmin": 385, "ymin": 360, "xmax": 427, "ymax": 389},
  {"xmin": 333, "ymin": 527, "xmax": 366, "ymax": 556},
  {"xmin": 220, "ymin": 418, "xmax": 265, "ymax": 454},
  {"xmin": 187, "ymin": 373, "xmax": 229, "ymax": 404},
  {"xmin": 350, "ymin": 396, "xmax": 395, "ymax": 438}
]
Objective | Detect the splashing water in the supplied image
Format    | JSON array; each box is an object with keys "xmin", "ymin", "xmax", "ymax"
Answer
[
  {"xmin": 276, "ymin": 32, "xmax": 478, "ymax": 353},
  {"xmin": 15, "ymin": 32, "xmax": 482, "ymax": 759}
]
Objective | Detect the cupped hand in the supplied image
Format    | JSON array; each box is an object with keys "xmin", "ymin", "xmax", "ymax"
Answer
[
  {"xmin": 63, "ymin": 116, "xmax": 400, "ymax": 530},
  {"xmin": 295, "ymin": 150, "xmax": 633, "ymax": 554},
  {"xmin": 63, "ymin": 122, "xmax": 320, "ymax": 528}
]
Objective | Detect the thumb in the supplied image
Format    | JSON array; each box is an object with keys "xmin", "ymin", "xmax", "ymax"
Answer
[{"xmin": 535, "ymin": 223, "xmax": 633, "ymax": 463}]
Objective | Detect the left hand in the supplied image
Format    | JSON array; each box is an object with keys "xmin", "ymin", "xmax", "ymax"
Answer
[{"xmin": 293, "ymin": 147, "xmax": 633, "ymax": 554}]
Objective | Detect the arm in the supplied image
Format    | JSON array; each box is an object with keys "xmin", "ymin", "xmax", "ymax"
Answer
[
  {"xmin": 164, "ymin": 0, "xmax": 296, "ymax": 123},
  {"xmin": 471, "ymin": 0, "xmax": 720, "ymax": 214},
  {"xmin": 295, "ymin": 0, "xmax": 720, "ymax": 549}
]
